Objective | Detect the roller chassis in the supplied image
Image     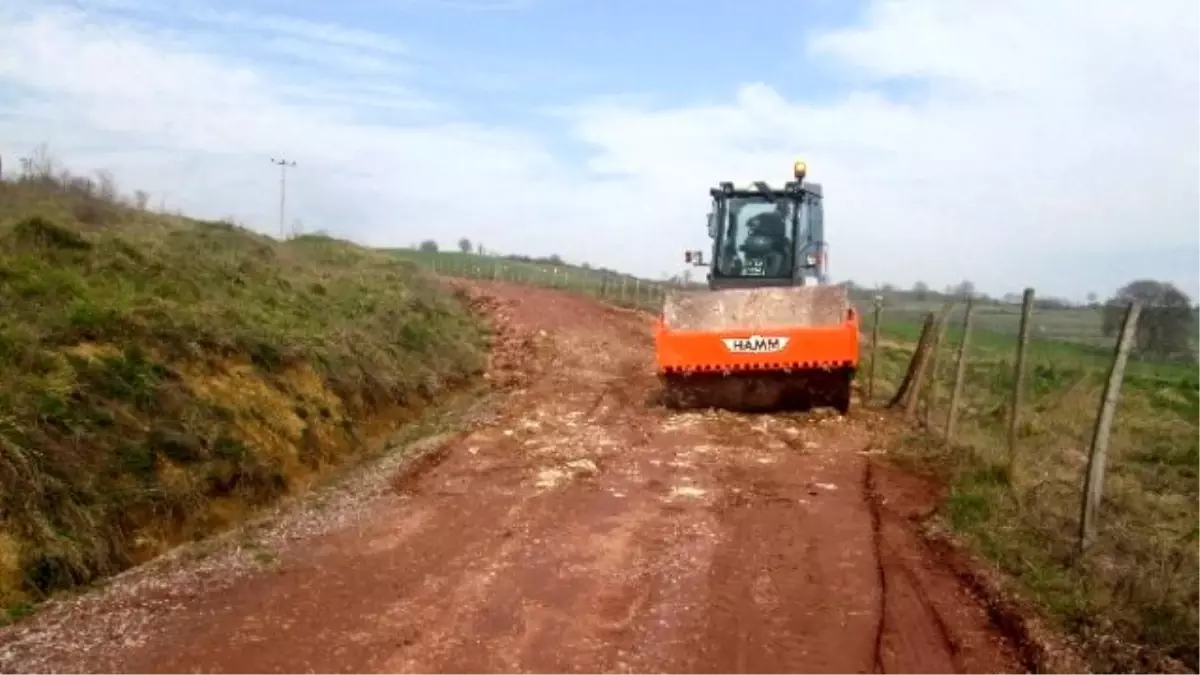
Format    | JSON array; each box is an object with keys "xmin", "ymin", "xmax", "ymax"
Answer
[{"xmin": 659, "ymin": 366, "xmax": 854, "ymax": 414}]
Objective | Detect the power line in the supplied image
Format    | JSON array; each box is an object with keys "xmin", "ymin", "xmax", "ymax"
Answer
[{"xmin": 270, "ymin": 157, "xmax": 297, "ymax": 239}]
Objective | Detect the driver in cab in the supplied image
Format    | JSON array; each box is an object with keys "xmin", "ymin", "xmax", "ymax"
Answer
[{"xmin": 733, "ymin": 210, "xmax": 791, "ymax": 277}]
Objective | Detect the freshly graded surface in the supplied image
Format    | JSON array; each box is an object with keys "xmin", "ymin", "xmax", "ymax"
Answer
[{"xmin": 0, "ymin": 282, "xmax": 1028, "ymax": 674}]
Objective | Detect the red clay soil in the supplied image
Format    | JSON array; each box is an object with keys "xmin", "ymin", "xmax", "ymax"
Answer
[{"xmin": 0, "ymin": 282, "xmax": 1032, "ymax": 674}]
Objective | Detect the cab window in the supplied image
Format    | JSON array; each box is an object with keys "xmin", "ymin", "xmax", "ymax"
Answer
[{"xmin": 716, "ymin": 196, "xmax": 797, "ymax": 278}]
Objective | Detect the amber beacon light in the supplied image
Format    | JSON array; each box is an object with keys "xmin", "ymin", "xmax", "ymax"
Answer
[{"xmin": 792, "ymin": 160, "xmax": 807, "ymax": 181}]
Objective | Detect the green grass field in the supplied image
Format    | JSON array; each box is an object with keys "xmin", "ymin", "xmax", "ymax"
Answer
[
  {"xmin": 853, "ymin": 290, "xmax": 1198, "ymax": 353},
  {"xmin": 864, "ymin": 311, "xmax": 1198, "ymax": 673}
]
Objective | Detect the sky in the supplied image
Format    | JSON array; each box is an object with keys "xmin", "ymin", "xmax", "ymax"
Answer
[{"xmin": 0, "ymin": 0, "xmax": 1197, "ymax": 302}]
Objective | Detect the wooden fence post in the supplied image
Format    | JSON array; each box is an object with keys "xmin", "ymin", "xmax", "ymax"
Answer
[
  {"xmin": 868, "ymin": 296, "xmax": 882, "ymax": 400},
  {"xmin": 1007, "ymin": 287, "xmax": 1035, "ymax": 482},
  {"xmin": 887, "ymin": 311, "xmax": 936, "ymax": 410},
  {"xmin": 923, "ymin": 300, "xmax": 957, "ymax": 428},
  {"xmin": 1077, "ymin": 300, "xmax": 1142, "ymax": 554},
  {"xmin": 904, "ymin": 312, "xmax": 941, "ymax": 417},
  {"xmin": 945, "ymin": 295, "xmax": 975, "ymax": 444}
]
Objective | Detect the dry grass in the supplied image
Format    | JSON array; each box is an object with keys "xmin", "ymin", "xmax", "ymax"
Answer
[
  {"xmin": 0, "ymin": 172, "xmax": 488, "ymax": 612},
  {"xmin": 864, "ymin": 314, "xmax": 1198, "ymax": 672}
]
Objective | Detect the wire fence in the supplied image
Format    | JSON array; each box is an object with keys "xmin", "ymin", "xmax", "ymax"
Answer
[
  {"xmin": 400, "ymin": 251, "xmax": 676, "ymax": 312},
  {"xmin": 861, "ymin": 291, "xmax": 1198, "ymax": 669}
]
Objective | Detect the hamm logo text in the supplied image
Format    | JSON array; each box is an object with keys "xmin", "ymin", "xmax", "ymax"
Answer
[{"xmin": 722, "ymin": 335, "xmax": 790, "ymax": 354}]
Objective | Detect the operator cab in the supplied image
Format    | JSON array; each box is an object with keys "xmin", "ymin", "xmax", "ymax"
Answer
[{"xmin": 685, "ymin": 161, "xmax": 826, "ymax": 291}]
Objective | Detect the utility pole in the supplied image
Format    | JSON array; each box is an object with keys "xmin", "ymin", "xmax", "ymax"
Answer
[{"xmin": 270, "ymin": 157, "xmax": 297, "ymax": 239}]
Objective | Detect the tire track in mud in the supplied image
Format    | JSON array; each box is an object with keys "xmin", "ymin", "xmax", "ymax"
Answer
[
  {"xmin": 0, "ymin": 281, "xmax": 1029, "ymax": 674},
  {"xmin": 867, "ymin": 459, "xmax": 890, "ymax": 674},
  {"xmin": 866, "ymin": 460, "xmax": 960, "ymax": 674},
  {"xmin": 865, "ymin": 458, "xmax": 1029, "ymax": 674}
]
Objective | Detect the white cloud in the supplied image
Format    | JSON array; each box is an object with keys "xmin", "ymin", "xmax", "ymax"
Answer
[
  {"xmin": 0, "ymin": 0, "xmax": 1196, "ymax": 300},
  {"xmin": 0, "ymin": 4, "xmax": 562, "ymax": 226},
  {"xmin": 561, "ymin": 1, "xmax": 1199, "ymax": 297}
]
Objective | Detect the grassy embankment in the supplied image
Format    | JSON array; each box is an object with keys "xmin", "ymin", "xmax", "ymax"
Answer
[
  {"xmin": 866, "ymin": 309, "xmax": 1198, "ymax": 672},
  {"xmin": 0, "ymin": 177, "xmax": 489, "ymax": 617}
]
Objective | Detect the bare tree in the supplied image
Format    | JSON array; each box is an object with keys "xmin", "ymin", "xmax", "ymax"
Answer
[
  {"xmin": 28, "ymin": 143, "xmax": 57, "ymax": 180},
  {"xmin": 94, "ymin": 169, "xmax": 118, "ymax": 201}
]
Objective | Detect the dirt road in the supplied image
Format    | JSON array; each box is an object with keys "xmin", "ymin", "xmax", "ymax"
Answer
[{"xmin": 0, "ymin": 282, "xmax": 1027, "ymax": 674}]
